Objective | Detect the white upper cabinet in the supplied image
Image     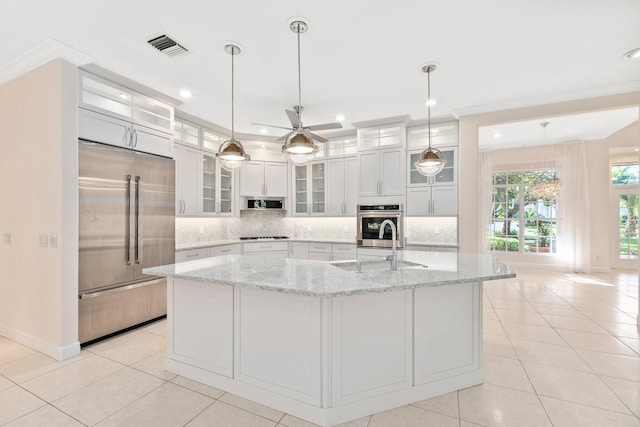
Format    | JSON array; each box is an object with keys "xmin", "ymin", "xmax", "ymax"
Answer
[
  {"xmin": 357, "ymin": 125, "xmax": 404, "ymax": 151},
  {"xmin": 293, "ymin": 162, "xmax": 326, "ymax": 216},
  {"xmin": 327, "ymin": 157, "xmax": 358, "ymax": 216},
  {"xmin": 356, "ymin": 124, "xmax": 406, "ymax": 203},
  {"xmin": 174, "ymin": 119, "xmax": 200, "ymax": 147},
  {"xmin": 406, "ymin": 186, "xmax": 458, "ymax": 216},
  {"xmin": 358, "ymin": 147, "xmax": 405, "ymax": 198},
  {"xmin": 407, "ymin": 147, "xmax": 458, "ymax": 187},
  {"xmin": 202, "ymin": 153, "xmax": 233, "ymax": 216},
  {"xmin": 175, "ymin": 144, "xmax": 201, "ymax": 216},
  {"xmin": 240, "ymin": 161, "xmax": 287, "ymax": 198},
  {"xmin": 327, "ymin": 136, "xmax": 358, "ymax": 157},
  {"xmin": 78, "ymin": 71, "xmax": 174, "ymax": 157},
  {"xmin": 407, "ymin": 121, "xmax": 458, "ymax": 149}
]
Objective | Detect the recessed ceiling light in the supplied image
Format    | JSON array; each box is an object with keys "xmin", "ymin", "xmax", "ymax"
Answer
[
  {"xmin": 179, "ymin": 89, "xmax": 192, "ymax": 98},
  {"xmin": 425, "ymin": 99, "xmax": 437, "ymax": 107},
  {"xmin": 259, "ymin": 128, "xmax": 268, "ymax": 134},
  {"xmin": 493, "ymin": 132, "xmax": 502, "ymax": 139},
  {"xmin": 623, "ymin": 48, "xmax": 640, "ymax": 60},
  {"xmin": 430, "ymin": 129, "xmax": 440, "ymax": 134},
  {"xmin": 119, "ymin": 93, "xmax": 129, "ymax": 100},
  {"xmin": 335, "ymin": 115, "xmax": 345, "ymax": 121}
]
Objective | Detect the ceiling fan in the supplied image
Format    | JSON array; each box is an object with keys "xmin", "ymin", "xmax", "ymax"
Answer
[{"xmin": 251, "ymin": 19, "xmax": 342, "ymax": 145}]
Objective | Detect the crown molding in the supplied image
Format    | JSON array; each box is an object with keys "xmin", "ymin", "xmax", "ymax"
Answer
[
  {"xmin": 0, "ymin": 38, "xmax": 95, "ymax": 85},
  {"xmin": 452, "ymin": 81, "xmax": 640, "ymax": 118}
]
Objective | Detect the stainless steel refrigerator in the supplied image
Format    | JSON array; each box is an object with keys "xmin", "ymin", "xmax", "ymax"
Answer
[{"xmin": 78, "ymin": 140, "xmax": 175, "ymax": 344}]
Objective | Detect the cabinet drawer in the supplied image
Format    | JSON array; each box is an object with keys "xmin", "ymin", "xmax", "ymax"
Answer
[
  {"xmin": 332, "ymin": 244, "xmax": 356, "ymax": 257},
  {"xmin": 175, "ymin": 248, "xmax": 210, "ymax": 262},
  {"xmin": 243, "ymin": 242, "xmax": 288, "ymax": 253},
  {"xmin": 308, "ymin": 243, "xmax": 332, "ymax": 254},
  {"xmin": 211, "ymin": 244, "xmax": 241, "ymax": 256}
]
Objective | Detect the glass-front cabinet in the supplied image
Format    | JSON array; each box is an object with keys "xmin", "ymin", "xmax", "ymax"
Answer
[
  {"xmin": 407, "ymin": 148, "xmax": 457, "ymax": 187},
  {"xmin": 294, "ymin": 162, "xmax": 326, "ymax": 215},
  {"xmin": 202, "ymin": 154, "xmax": 233, "ymax": 215}
]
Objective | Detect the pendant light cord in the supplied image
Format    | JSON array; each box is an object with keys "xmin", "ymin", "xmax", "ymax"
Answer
[
  {"xmin": 427, "ymin": 68, "xmax": 432, "ymax": 150},
  {"xmin": 231, "ymin": 47, "xmax": 235, "ymax": 140},
  {"xmin": 297, "ymin": 25, "xmax": 302, "ymax": 128}
]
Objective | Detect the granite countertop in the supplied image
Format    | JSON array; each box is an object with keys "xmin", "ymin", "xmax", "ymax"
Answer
[
  {"xmin": 176, "ymin": 238, "xmax": 457, "ymax": 251},
  {"xmin": 144, "ymin": 251, "xmax": 514, "ymax": 297}
]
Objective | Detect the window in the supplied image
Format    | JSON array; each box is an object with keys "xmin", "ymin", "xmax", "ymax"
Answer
[
  {"xmin": 611, "ymin": 162, "xmax": 639, "ymax": 185},
  {"xmin": 488, "ymin": 170, "xmax": 558, "ymax": 254}
]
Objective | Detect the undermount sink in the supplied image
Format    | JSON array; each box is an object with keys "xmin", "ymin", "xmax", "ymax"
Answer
[{"xmin": 330, "ymin": 260, "xmax": 428, "ymax": 272}]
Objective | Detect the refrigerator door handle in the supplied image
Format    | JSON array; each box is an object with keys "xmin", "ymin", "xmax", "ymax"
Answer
[
  {"xmin": 135, "ymin": 176, "xmax": 143, "ymax": 264},
  {"xmin": 126, "ymin": 175, "xmax": 132, "ymax": 265}
]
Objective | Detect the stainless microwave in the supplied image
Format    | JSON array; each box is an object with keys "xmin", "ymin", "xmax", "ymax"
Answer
[{"xmin": 356, "ymin": 205, "xmax": 404, "ymax": 248}]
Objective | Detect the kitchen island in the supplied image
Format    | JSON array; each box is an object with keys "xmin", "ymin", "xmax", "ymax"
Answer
[{"xmin": 145, "ymin": 251, "xmax": 514, "ymax": 427}]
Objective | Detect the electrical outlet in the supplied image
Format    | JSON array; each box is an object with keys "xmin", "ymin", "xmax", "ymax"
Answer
[
  {"xmin": 307, "ymin": 225, "xmax": 311, "ymax": 232},
  {"xmin": 199, "ymin": 226, "xmax": 205, "ymax": 234},
  {"xmin": 39, "ymin": 234, "xmax": 48, "ymax": 248},
  {"xmin": 343, "ymin": 226, "xmax": 349, "ymax": 233},
  {"xmin": 50, "ymin": 234, "xmax": 58, "ymax": 248},
  {"xmin": 433, "ymin": 227, "xmax": 440, "ymax": 235},
  {"xmin": 3, "ymin": 233, "xmax": 11, "ymax": 245}
]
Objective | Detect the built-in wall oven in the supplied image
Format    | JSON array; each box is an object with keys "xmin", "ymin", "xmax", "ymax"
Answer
[{"xmin": 357, "ymin": 205, "xmax": 404, "ymax": 248}]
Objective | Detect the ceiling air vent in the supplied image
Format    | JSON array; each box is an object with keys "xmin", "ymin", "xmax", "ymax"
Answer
[{"xmin": 147, "ymin": 34, "xmax": 188, "ymax": 57}]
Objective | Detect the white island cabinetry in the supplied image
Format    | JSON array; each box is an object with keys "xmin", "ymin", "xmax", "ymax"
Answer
[{"xmin": 147, "ymin": 252, "xmax": 513, "ymax": 427}]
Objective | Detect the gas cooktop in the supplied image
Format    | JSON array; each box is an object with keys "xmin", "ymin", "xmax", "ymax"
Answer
[{"xmin": 239, "ymin": 236, "xmax": 290, "ymax": 240}]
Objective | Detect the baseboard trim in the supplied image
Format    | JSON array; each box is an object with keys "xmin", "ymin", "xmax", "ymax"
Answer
[{"xmin": 0, "ymin": 323, "xmax": 80, "ymax": 361}]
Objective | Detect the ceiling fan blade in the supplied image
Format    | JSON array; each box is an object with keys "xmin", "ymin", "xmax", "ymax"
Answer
[
  {"xmin": 251, "ymin": 122, "xmax": 293, "ymax": 131},
  {"xmin": 276, "ymin": 133, "xmax": 291, "ymax": 142},
  {"xmin": 303, "ymin": 129, "xmax": 328, "ymax": 143},
  {"xmin": 285, "ymin": 110, "xmax": 300, "ymax": 128},
  {"xmin": 306, "ymin": 122, "xmax": 343, "ymax": 131}
]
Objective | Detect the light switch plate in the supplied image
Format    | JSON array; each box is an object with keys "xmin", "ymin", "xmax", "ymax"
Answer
[
  {"xmin": 50, "ymin": 234, "xmax": 58, "ymax": 248},
  {"xmin": 3, "ymin": 233, "xmax": 11, "ymax": 245},
  {"xmin": 39, "ymin": 234, "xmax": 48, "ymax": 247}
]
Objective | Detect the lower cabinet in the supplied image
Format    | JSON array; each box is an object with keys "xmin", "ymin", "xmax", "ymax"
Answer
[
  {"xmin": 331, "ymin": 290, "xmax": 413, "ymax": 405},
  {"xmin": 289, "ymin": 242, "xmax": 309, "ymax": 259},
  {"xmin": 414, "ymin": 282, "xmax": 480, "ymax": 384},
  {"xmin": 170, "ymin": 279, "xmax": 233, "ymax": 377},
  {"xmin": 234, "ymin": 287, "xmax": 322, "ymax": 405},
  {"xmin": 211, "ymin": 244, "xmax": 241, "ymax": 256},
  {"xmin": 243, "ymin": 241, "xmax": 288, "ymax": 259},
  {"xmin": 331, "ymin": 244, "xmax": 357, "ymax": 261},
  {"xmin": 175, "ymin": 248, "xmax": 209, "ymax": 263},
  {"xmin": 308, "ymin": 243, "xmax": 332, "ymax": 261}
]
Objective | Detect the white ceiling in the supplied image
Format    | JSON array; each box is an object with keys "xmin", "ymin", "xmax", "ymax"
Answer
[
  {"xmin": 1, "ymin": 0, "xmax": 640, "ymax": 141},
  {"xmin": 478, "ymin": 107, "xmax": 640, "ymax": 150}
]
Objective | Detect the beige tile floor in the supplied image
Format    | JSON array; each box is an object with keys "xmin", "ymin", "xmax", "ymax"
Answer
[{"xmin": 1, "ymin": 267, "xmax": 639, "ymax": 426}]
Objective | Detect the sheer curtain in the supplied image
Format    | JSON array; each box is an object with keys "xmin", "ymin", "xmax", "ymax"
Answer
[{"xmin": 556, "ymin": 142, "xmax": 591, "ymax": 272}]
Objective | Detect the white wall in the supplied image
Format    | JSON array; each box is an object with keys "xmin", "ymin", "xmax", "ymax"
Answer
[
  {"xmin": 0, "ymin": 59, "xmax": 79, "ymax": 360},
  {"xmin": 459, "ymin": 92, "xmax": 640, "ymax": 258}
]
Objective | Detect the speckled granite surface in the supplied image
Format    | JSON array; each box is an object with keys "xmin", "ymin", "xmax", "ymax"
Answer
[{"xmin": 144, "ymin": 251, "xmax": 514, "ymax": 297}]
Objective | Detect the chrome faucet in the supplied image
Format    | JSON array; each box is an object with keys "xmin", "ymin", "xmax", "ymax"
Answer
[{"xmin": 379, "ymin": 219, "xmax": 398, "ymax": 270}]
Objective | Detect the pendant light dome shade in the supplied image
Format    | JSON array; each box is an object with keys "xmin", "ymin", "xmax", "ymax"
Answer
[
  {"xmin": 216, "ymin": 42, "xmax": 250, "ymax": 171},
  {"xmin": 415, "ymin": 146, "xmax": 446, "ymax": 176},
  {"xmin": 415, "ymin": 64, "xmax": 446, "ymax": 177},
  {"xmin": 282, "ymin": 130, "xmax": 318, "ymax": 165},
  {"xmin": 217, "ymin": 138, "xmax": 250, "ymax": 170}
]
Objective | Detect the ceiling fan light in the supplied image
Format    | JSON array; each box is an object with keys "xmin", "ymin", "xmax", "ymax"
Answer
[
  {"xmin": 217, "ymin": 139, "xmax": 250, "ymax": 170},
  {"xmin": 415, "ymin": 147, "xmax": 446, "ymax": 176}
]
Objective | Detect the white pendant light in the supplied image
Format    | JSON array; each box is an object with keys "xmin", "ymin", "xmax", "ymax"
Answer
[
  {"xmin": 281, "ymin": 20, "xmax": 319, "ymax": 165},
  {"xmin": 415, "ymin": 64, "xmax": 446, "ymax": 177},
  {"xmin": 216, "ymin": 43, "xmax": 250, "ymax": 171}
]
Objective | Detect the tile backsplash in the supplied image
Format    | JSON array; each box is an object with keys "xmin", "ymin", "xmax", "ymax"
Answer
[{"xmin": 176, "ymin": 214, "xmax": 457, "ymax": 246}]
